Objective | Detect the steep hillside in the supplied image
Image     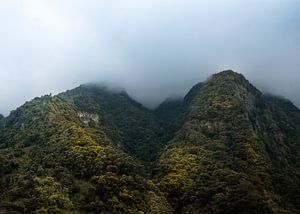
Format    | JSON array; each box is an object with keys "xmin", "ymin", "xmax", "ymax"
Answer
[
  {"xmin": 0, "ymin": 114, "xmax": 4, "ymax": 127},
  {"xmin": 154, "ymin": 70, "xmax": 300, "ymax": 213},
  {"xmin": 0, "ymin": 91, "xmax": 172, "ymax": 213},
  {"xmin": 154, "ymin": 97, "xmax": 184, "ymax": 140},
  {"xmin": 0, "ymin": 70, "xmax": 299, "ymax": 213},
  {"xmin": 59, "ymin": 84, "xmax": 169, "ymax": 162}
]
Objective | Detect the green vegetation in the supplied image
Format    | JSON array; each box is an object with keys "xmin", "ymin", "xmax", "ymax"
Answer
[
  {"xmin": 0, "ymin": 71, "xmax": 299, "ymax": 213},
  {"xmin": 0, "ymin": 92, "xmax": 172, "ymax": 213},
  {"xmin": 0, "ymin": 114, "xmax": 4, "ymax": 128},
  {"xmin": 154, "ymin": 71, "xmax": 300, "ymax": 213}
]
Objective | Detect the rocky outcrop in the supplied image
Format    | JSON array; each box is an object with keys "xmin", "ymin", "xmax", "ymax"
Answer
[{"xmin": 77, "ymin": 111, "xmax": 99, "ymax": 125}]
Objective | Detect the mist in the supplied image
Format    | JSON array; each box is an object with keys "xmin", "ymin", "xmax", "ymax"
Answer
[{"xmin": 0, "ymin": 0, "xmax": 299, "ymax": 115}]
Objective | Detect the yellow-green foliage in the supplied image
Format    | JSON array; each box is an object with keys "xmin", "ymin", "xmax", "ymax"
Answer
[
  {"xmin": 155, "ymin": 71, "xmax": 300, "ymax": 213},
  {"xmin": 0, "ymin": 89, "xmax": 172, "ymax": 213},
  {"xmin": 0, "ymin": 71, "xmax": 299, "ymax": 213}
]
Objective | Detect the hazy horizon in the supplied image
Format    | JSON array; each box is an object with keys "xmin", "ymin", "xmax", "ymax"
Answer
[
  {"xmin": 0, "ymin": 69, "xmax": 298, "ymax": 116},
  {"xmin": 0, "ymin": 0, "xmax": 299, "ymax": 115}
]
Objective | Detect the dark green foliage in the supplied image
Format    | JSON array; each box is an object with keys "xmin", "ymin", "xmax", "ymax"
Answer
[
  {"xmin": 59, "ymin": 84, "xmax": 168, "ymax": 162},
  {"xmin": 154, "ymin": 97, "xmax": 184, "ymax": 139},
  {"xmin": 154, "ymin": 70, "xmax": 300, "ymax": 213},
  {"xmin": 0, "ymin": 92, "xmax": 172, "ymax": 213},
  {"xmin": 0, "ymin": 70, "xmax": 299, "ymax": 213},
  {"xmin": 0, "ymin": 114, "xmax": 4, "ymax": 128}
]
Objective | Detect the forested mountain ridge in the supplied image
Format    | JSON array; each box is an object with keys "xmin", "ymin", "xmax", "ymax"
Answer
[
  {"xmin": 0, "ymin": 87, "xmax": 173, "ymax": 213},
  {"xmin": 0, "ymin": 70, "xmax": 299, "ymax": 213},
  {"xmin": 154, "ymin": 70, "xmax": 300, "ymax": 213}
]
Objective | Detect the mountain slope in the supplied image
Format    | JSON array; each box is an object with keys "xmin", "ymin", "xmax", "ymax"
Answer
[
  {"xmin": 0, "ymin": 70, "xmax": 299, "ymax": 213},
  {"xmin": 60, "ymin": 84, "xmax": 168, "ymax": 162},
  {"xmin": 0, "ymin": 91, "xmax": 172, "ymax": 213},
  {"xmin": 154, "ymin": 70, "xmax": 300, "ymax": 213},
  {"xmin": 0, "ymin": 114, "xmax": 4, "ymax": 127}
]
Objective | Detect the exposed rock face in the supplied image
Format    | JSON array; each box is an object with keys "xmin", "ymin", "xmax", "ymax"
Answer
[
  {"xmin": 236, "ymin": 85, "xmax": 256, "ymax": 111},
  {"xmin": 77, "ymin": 111, "xmax": 99, "ymax": 125}
]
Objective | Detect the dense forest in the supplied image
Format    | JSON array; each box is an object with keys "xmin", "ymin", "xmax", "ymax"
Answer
[{"xmin": 0, "ymin": 70, "xmax": 299, "ymax": 213}]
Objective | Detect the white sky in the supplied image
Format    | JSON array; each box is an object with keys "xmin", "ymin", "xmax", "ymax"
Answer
[{"xmin": 0, "ymin": 0, "xmax": 299, "ymax": 115}]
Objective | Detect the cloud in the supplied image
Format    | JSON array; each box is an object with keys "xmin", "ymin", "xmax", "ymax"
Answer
[{"xmin": 0, "ymin": 0, "xmax": 299, "ymax": 115}]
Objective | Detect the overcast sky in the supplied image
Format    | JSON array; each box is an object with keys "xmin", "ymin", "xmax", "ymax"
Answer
[{"xmin": 0, "ymin": 0, "xmax": 299, "ymax": 115}]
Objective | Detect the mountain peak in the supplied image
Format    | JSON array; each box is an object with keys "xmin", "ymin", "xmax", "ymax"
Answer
[
  {"xmin": 209, "ymin": 70, "xmax": 248, "ymax": 85},
  {"xmin": 79, "ymin": 83, "xmax": 128, "ymax": 95},
  {"xmin": 214, "ymin": 69, "xmax": 237, "ymax": 75},
  {"xmin": 182, "ymin": 70, "xmax": 261, "ymax": 117}
]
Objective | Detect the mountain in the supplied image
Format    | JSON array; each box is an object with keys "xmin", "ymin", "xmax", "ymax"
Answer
[
  {"xmin": 154, "ymin": 70, "xmax": 300, "ymax": 213},
  {"xmin": 59, "ymin": 84, "xmax": 168, "ymax": 163},
  {"xmin": 0, "ymin": 70, "xmax": 299, "ymax": 213},
  {"xmin": 0, "ymin": 86, "xmax": 172, "ymax": 213}
]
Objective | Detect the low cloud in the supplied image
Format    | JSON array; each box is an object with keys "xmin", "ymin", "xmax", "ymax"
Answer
[{"xmin": 0, "ymin": 0, "xmax": 299, "ymax": 115}]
